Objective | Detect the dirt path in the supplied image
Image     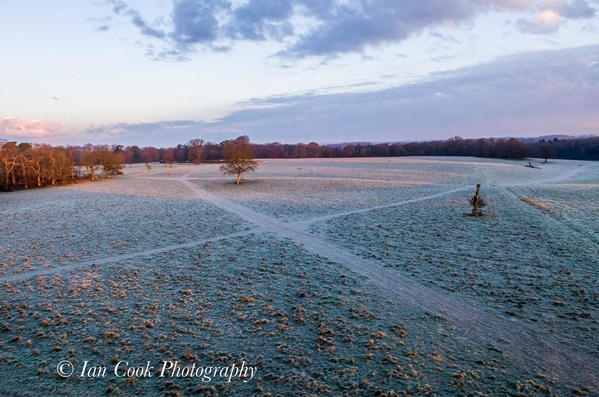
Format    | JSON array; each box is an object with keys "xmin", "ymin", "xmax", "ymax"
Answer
[{"xmin": 180, "ymin": 178, "xmax": 599, "ymax": 390}]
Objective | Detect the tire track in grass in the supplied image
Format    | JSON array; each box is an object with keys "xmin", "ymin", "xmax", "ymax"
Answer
[
  {"xmin": 293, "ymin": 186, "xmax": 470, "ymax": 229},
  {"xmin": 181, "ymin": 179, "xmax": 599, "ymax": 390},
  {"xmin": 0, "ymin": 231, "xmax": 256, "ymax": 283}
]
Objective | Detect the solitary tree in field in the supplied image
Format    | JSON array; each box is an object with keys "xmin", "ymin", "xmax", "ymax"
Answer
[
  {"xmin": 540, "ymin": 143, "xmax": 555, "ymax": 163},
  {"xmin": 220, "ymin": 136, "xmax": 258, "ymax": 184}
]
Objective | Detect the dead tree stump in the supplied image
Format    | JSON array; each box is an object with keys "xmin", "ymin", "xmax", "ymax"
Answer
[{"xmin": 467, "ymin": 184, "xmax": 486, "ymax": 217}]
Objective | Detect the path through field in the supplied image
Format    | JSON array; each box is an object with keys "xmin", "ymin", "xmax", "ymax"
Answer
[
  {"xmin": 171, "ymin": 168, "xmax": 598, "ymax": 389},
  {"xmin": 0, "ymin": 230, "xmax": 255, "ymax": 283},
  {"xmin": 2, "ymin": 158, "xmax": 598, "ymax": 394}
]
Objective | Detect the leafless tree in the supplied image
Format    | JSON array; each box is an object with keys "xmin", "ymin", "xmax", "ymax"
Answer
[
  {"xmin": 220, "ymin": 136, "xmax": 258, "ymax": 184},
  {"xmin": 0, "ymin": 143, "xmax": 18, "ymax": 191},
  {"xmin": 187, "ymin": 139, "xmax": 204, "ymax": 164},
  {"xmin": 82, "ymin": 151, "xmax": 101, "ymax": 181},
  {"xmin": 98, "ymin": 150, "xmax": 122, "ymax": 179}
]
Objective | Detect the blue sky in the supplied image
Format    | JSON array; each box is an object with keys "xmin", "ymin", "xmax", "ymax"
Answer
[{"xmin": 1, "ymin": 0, "xmax": 598, "ymax": 146}]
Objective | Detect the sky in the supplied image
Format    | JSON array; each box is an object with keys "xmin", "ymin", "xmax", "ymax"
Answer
[{"xmin": 0, "ymin": 0, "xmax": 598, "ymax": 146}]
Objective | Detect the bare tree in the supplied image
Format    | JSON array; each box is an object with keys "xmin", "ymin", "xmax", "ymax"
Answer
[
  {"xmin": 82, "ymin": 151, "xmax": 101, "ymax": 181},
  {"xmin": 54, "ymin": 147, "xmax": 73, "ymax": 183},
  {"xmin": 540, "ymin": 143, "xmax": 555, "ymax": 163},
  {"xmin": 1, "ymin": 142, "xmax": 124, "ymax": 192},
  {"xmin": 220, "ymin": 136, "xmax": 258, "ymax": 184},
  {"xmin": 0, "ymin": 143, "xmax": 18, "ymax": 191},
  {"xmin": 187, "ymin": 139, "xmax": 204, "ymax": 164},
  {"xmin": 38, "ymin": 145, "xmax": 58, "ymax": 185},
  {"xmin": 29, "ymin": 149, "xmax": 45, "ymax": 187},
  {"xmin": 162, "ymin": 148, "xmax": 175, "ymax": 166},
  {"xmin": 97, "ymin": 150, "xmax": 122, "ymax": 179},
  {"xmin": 141, "ymin": 147, "xmax": 159, "ymax": 165}
]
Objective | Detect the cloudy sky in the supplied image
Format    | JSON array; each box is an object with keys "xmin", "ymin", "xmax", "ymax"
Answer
[{"xmin": 1, "ymin": 0, "xmax": 598, "ymax": 146}]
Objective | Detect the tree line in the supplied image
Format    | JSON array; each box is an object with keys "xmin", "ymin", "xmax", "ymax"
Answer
[
  {"xmin": 245, "ymin": 136, "xmax": 598, "ymax": 162},
  {"xmin": 2, "ymin": 135, "xmax": 597, "ymax": 191},
  {"xmin": 0, "ymin": 142, "xmax": 122, "ymax": 191},
  {"xmin": 121, "ymin": 136, "xmax": 597, "ymax": 163}
]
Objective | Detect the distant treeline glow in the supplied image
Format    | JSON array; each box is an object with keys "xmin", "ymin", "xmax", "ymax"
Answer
[
  {"xmin": 1, "ymin": 136, "xmax": 598, "ymax": 191},
  {"xmin": 112, "ymin": 136, "xmax": 598, "ymax": 163}
]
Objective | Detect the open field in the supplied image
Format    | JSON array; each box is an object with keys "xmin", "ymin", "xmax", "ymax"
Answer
[{"xmin": 0, "ymin": 157, "xmax": 598, "ymax": 396}]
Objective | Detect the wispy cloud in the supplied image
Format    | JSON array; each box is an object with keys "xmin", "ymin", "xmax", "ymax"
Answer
[
  {"xmin": 105, "ymin": 0, "xmax": 597, "ymax": 60},
  {"xmin": 107, "ymin": 0, "xmax": 166, "ymax": 39}
]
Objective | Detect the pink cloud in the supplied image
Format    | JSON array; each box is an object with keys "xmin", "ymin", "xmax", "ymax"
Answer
[{"xmin": 0, "ymin": 117, "xmax": 60, "ymax": 138}]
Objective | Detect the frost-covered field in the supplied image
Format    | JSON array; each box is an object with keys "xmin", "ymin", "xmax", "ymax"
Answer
[{"xmin": 0, "ymin": 157, "xmax": 598, "ymax": 396}]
